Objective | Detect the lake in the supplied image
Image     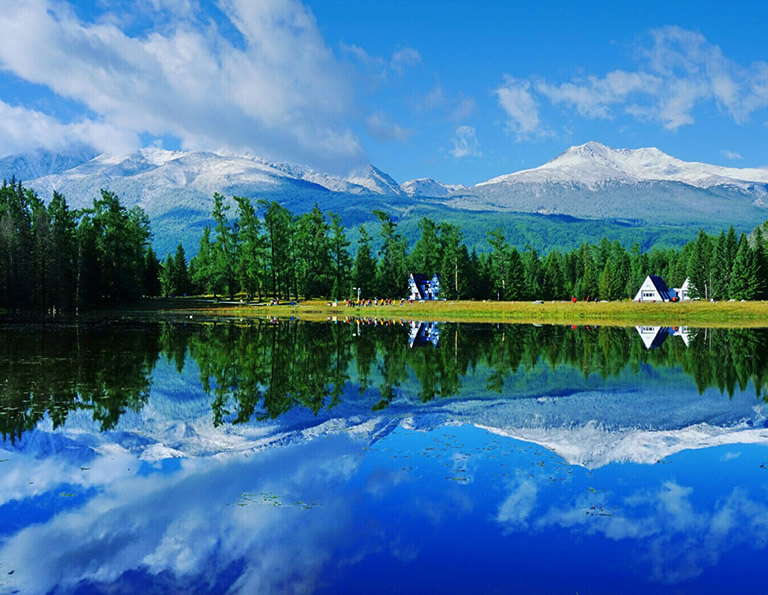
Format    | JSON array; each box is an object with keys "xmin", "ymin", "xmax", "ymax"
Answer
[{"xmin": 1, "ymin": 318, "xmax": 768, "ymax": 593}]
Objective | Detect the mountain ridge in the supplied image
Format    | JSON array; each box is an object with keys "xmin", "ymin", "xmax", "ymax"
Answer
[{"xmin": 5, "ymin": 141, "xmax": 768, "ymax": 256}]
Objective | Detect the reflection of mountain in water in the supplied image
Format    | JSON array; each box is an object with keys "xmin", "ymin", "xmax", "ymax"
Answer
[{"xmin": 2, "ymin": 320, "xmax": 768, "ymax": 468}]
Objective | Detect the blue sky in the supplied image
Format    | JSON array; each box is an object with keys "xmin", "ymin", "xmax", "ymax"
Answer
[{"xmin": 1, "ymin": 0, "xmax": 768, "ymax": 184}]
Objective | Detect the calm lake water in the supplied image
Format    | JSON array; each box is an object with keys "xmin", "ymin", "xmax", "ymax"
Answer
[{"xmin": 2, "ymin": 318, "xmax": 768, "ymax": 593}]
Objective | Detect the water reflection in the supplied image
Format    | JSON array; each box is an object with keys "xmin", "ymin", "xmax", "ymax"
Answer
[
  {"xmin": 408, "ymin": 321, "xmax": 440, "ymax": 348},
  {"xmin": 1, "ymin": 424, "xmax": 766, "ymax": 592},
  {"xmin": 2, "ymin": 320, "xmax": 768, "ymax": 442},
  {"xmin": 635, "ymin": 325, "xmax": 691, "ymax": 349}
]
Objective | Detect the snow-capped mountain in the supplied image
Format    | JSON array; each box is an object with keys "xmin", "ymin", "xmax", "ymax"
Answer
[
  {"xmin": 29, "ymin": 148, "xmax": 402, "ymax": 200},
  {"xmin": 477, "ymin": 141, "xmax": 768, "ymax": 191},
  {"xmin": 0, "ymin": 147, "xmax": 96, "ymax": 183},
  {"xmin": 401, "ymin": 178, "xmax": 465, "ymax": 198},
  {"xmin": 346, "ymin": 164, "xmax": 404, "ymax": 196},
  {"xmin": 6, "ymin": 141, "xmax": 768, "ymax": 256},
  {"xmin": 441, "ymin": 141, "xmax": 768, "ymax": 224}
]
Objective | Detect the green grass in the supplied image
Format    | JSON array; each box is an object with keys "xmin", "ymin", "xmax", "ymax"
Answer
[{"xmin": 141, "ymin": 297, "xmax": 768, "ymax": 328}]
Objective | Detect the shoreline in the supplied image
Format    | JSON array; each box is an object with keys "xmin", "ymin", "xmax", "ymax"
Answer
[{"xmin": 129, "ymin": 297, "xmax": 768, "ymax": 328}]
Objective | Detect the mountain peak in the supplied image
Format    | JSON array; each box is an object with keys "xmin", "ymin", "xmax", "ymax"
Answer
[
  {"xmin": 346, "ymin": 164, "xmax": 404, "ymax": 196},
  {"xmin": 479, "ymin": 141, "xmax": 768, "ymax": 190}
]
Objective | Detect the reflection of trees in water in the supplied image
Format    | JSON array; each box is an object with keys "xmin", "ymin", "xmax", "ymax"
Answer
[
  {"xmin": 2, "ymin": 321, "xmax": 768, "ymax": 440},
  {"xmin": 186, "ymin": 321, "xmax": 351, "ymax": 425},
  {"xmin": 0, "ymin": 322, "xmax": 160, "ymax": 442},
  {"xmin": 180, "ymin": 321, "xmax": 768, "ymax": 423}
]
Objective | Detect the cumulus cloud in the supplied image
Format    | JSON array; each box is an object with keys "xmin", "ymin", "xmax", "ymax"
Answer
[
  {"xmin": 494, "ymin": 76, "xmax": 547, "ymax": 140},
  {"xmin": 498, "ymin": 26, "xmax": 768, "ymax": 133},
  {"xmin": 0, "ymin": 0, "xmax": 363, "ymax": 171},
  {"xmin": 366, "ymin": 111, "xmax": 410, "ymax": 142},
  {"xmin": 0, "ymin": 100, "xmax": 138, "ymax": 156},
  {"xmin": 450, "ymin": 125, "xmax": 481, "ymax": 158},
  {"xmin": 721, "ymin": 149, "xmax": 743, "ymax": 160}
]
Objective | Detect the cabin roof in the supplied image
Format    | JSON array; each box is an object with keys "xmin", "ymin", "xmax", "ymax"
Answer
[
  {"xmin": 645, "ymin": 275, "xmax": 675, "ymax": 300},
  {"xmin": 410, "ymin": 273, "xmax": 430, "ymax": 284}
]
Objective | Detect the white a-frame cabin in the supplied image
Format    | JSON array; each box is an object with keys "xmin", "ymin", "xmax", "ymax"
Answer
[{"xmin": 634, "ymin": 275, "xmax": 677, "ymax": 302}]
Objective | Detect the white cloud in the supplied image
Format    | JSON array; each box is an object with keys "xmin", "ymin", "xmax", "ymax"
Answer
[
  {"xmin": 721, "ymin": 149, "xmax": 743, "ymax": 160},
  {"xmin": 0, "ymin": 0, "xmax": 363, "ymax": 171},
  {"xmin": 500, "ymin": 26, "xmax": 768, "ymax": 134},
  {"xmin": 366, "ymin": 111, "xmax": 410, "ymax": 142},
  {"xmin": 390, "ymin": 47, "xmax": 421, "ymax": 74},
  {"xmin": 536, "ymin": 71, "xmax": 661, "ymax": 118},
  {"xmin": 494, "ymin": 76, "xmax": 547, "ymax": 140},
  {"xmin": 0, "ymin": 100, "xmax": 138, "ymax": 156},
  {"xmin": 450, "ymin": 125, "xmax": 481, "ymax": 158}
]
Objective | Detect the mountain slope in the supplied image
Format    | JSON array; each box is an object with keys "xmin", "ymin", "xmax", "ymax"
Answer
[
  {"xmin": 0, "ymin": 147, "xmax": 96, "ymax": 183},
  {"xmin": 477, "ymin": 141, "xmax": 768, "ymax": 191},
  {"xmin": 9, "ymin": 141, "xmax": 768, "ymax": 256}
]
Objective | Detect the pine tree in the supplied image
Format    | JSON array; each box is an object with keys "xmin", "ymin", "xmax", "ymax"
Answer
[
  {"xmin": 687, "ymin": 229, "xmax": 712, "ymax": 299},
  {"xmin": 159, "ymin": 254, "xmax": 175, "ymax": 298},
  {"xmin": 329, "ymin": 213, "xmax": 351, "ymax": 299},
  {"xmin": 259, "ymin": 200, "xmax": 293, "ymax": 299},
  {"xmin": 373, "ymin": 210, "xmax": 408, "ymax": 297},
  {"xmin": 409, "ymin": 217, "xmax": 442, "ymax": 275},
  {"xmin": 439, "ymin": 223, "xmax": 469, "ymax": 299},
  {"xmin": 234, "ymin": 196, "xmax": 267, "ymax": 300},
  {"xmin": 172, "ymin": 244, "xmax": 190, "ymax": 296},
  {"xmin": 729, "ymin": 235, "xmax": 761, "ymax": 299},
  {"xmin": 189, "ymin": 227, "xmax": 213, "ymax": 295},
  {"xmin": 710, "ymin": 231, "xmax": 730, "ymax": 300},
  {"xmin": 507, "ymin": 247, "xmax": 526, "ymax": 300},
  {"xmin": 487, "ymin": 228, "xmax": 509, "ymax": 299},
  {"xmin": 143, "ymin": 246, "xmax": 161, "ymax": 297},
  {"xmin": 523, "ymin": 247, "xmax": 542, "ymax": 300},
  {"xmin": 542, "ymin": 251, "xmax": 564, "ymax": 300},
  {"xmin": 598, "ymin": 262, "xmax": 613, "ymax": 301},
  {"xmin": 579, "ymin": 244, "xmax": 598, "ymax": 300},
  {"xmin": 294, "ymin": 204, "xmax": 331, "ymax": 297},
  {"xmin": 353, "ymin": 226, "xmax": 376, "ymax": 300},
  {"xmin": 211, "ymin": 193, "xmax": 238, "ymax": 299}
]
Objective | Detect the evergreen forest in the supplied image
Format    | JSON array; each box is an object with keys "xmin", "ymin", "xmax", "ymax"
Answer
[{"xmin": 3, "ymin": 180, "xmax": 768, "ymax": 312}]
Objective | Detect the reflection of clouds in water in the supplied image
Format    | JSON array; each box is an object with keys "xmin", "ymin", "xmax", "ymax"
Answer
[
  {"xmin": 496, "ymin": 478, "xmax": 538, "ymax": 529},
  {"xmin": 497, "ymin": 479, "xmax": 768, "ymax": 584},
  {"xmin": 0, "ymin": 437, "xmax": 363, "ymax": 594},
  {"xmin": 0, "ymin": 442, "xmax": 136, "ymax": 505}
]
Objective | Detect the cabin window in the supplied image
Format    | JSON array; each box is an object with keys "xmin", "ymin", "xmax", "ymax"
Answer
[{"xmin": 642, "ymin": 291, "xmax": 655, "ymax": 298}]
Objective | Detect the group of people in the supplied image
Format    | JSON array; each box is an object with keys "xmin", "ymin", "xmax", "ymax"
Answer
[{"xmin": 342, "ymin": 298, "xmax": 409, "ymax": 307}]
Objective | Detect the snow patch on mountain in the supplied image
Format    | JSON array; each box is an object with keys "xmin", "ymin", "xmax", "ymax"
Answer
[
  {"xmin": 477, "ymin": 141, "xmax": 768, "ymax": 191},
  {"xmin": 401, "ymin": 178, "xmax": 465, "ymax": 198},
  {"xmin": 29, "ymin": 149, "xmax": 406, "ymax": 202},
  {"xmin": 0, "ymin": 147, "xmax": 96, "ymax": 183},
  {"xmin": 346, "ymin": 164, "xmax": 404, "ymax": 196}
]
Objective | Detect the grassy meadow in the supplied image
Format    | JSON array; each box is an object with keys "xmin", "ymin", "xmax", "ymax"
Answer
[{"xmin": 143, "ymin": 298, "xmax": 768, "ymax": 327}]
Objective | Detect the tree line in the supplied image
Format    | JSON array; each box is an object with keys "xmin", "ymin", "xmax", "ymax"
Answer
[
  {"xmin": 0, "ymin": 180, "xmax": 159, "ymax": 312},
  {"xmin": 169, "ymin": 193, "xmax": 768, "ymax": 301},
  {"xmin": 4, "ymin": 179, "xmax": 768, "ymax": 311}
]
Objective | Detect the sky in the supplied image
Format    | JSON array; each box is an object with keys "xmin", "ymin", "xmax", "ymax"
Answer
[{"xmin": 1, "ymin": 0, "xmax": 768, "ymax": 185}]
